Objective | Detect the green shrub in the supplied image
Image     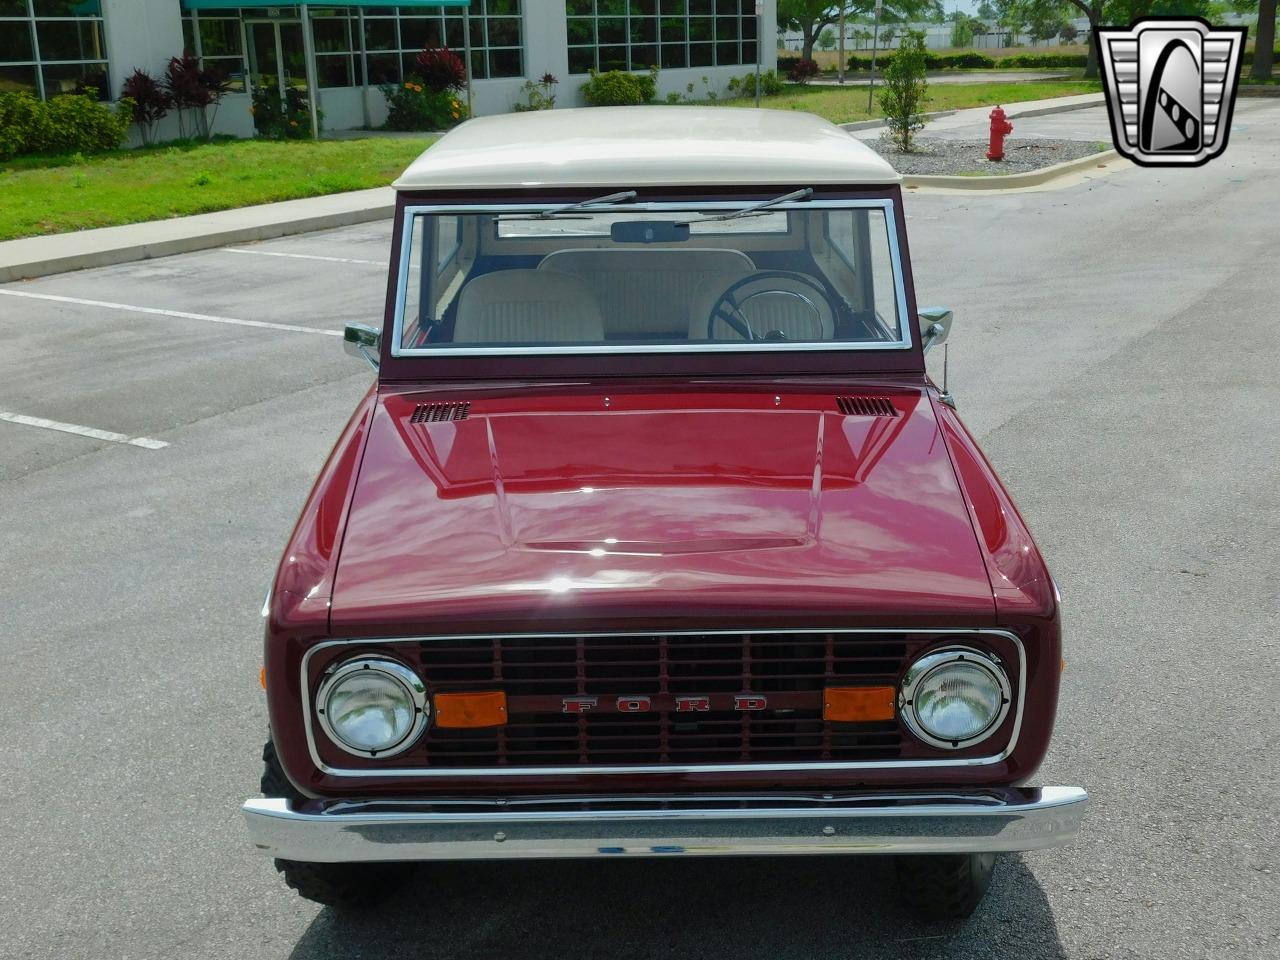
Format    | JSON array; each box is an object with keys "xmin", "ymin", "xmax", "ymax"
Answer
[
  {"xmin": 380, "ymin": 77, "xmax": 465, "ymax": 131},
  {"xmin": 0, "ymin": 91, "xmax": 130, "ymax": 160},
  {"xmin": 580, "ymin": 66, "xmax": 658, "ymax": 106},
  {"xmin": 727, "ymin": 69, "xmax": 786, "ymax": 98},
  {"xmin": 253, "ymin": 86, "xmax": 324, "ymax": 139},
  {"xmin": 848, "ymin": 50, "xmax": 996, "ymax": 71},
  {"xmin": 879, "ymin": 31, "xmax": 928, "ymax": 152}
]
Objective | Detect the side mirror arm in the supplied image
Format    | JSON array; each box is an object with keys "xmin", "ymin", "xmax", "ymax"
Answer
[
  {"xmin": 918, "ymin": 307, "xmax": 953, "ymax": 355},
  {"xmin": 344, "ymin": 323, "xmax": 381, "ymax": 371}
]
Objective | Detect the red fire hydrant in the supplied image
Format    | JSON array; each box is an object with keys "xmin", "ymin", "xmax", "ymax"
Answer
[{"xmin": 987, "ymin": 106, "xmax": 1013, "ymax": 161}]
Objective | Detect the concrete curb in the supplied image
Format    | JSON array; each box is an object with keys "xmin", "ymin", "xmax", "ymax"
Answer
[
  {"xmin": 902, "ymin": 148, "xmax": 1120, "ymax": 190},
  {"xmin": 839, "ymin": 93, "xmax": 1103, "ymax": 134},
  {"xmin": 0, "ymin": 187, "xmax": 395, "ymax": 284}
]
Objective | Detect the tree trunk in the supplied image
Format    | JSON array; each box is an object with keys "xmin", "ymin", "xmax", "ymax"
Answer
[
  {"xmin": 1253, "ymin": 0, "xmax": 1276, "ymax": 81},
  {"xmin": 802, "ymin": 24, "xmax": 816, "ymax": 62},
  {"xmin": 1084, "ymin": 12, "xmax": 1101, "ymax": 79}
]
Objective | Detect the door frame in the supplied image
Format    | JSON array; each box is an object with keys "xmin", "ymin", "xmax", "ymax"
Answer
[{"xmin": 242, "ymin": 17, "xmax": 307, "ymax": 106}]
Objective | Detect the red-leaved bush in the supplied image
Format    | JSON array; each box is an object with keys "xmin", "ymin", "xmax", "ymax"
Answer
[
  {"xmin": 414, "ymin": 47, "xmax": 467, "ymax": 93},
  {"xmin": 787, "ymin": 58, "xmax": 820, "ymax": 84},
  {"xmin": 121, "ymin": 68, "xmax": 171, "ymax": 145}
]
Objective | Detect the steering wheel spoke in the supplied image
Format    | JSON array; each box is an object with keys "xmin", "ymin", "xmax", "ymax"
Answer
[{"xmin": 705, "ymin": 270, "xmax": 837, "ymax": 343}]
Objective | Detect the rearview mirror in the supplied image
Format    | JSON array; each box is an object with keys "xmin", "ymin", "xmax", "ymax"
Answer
[
  {"xmin": 344, "ymin": 323, "xmax": 381, "ymax": 370},
  {"xmin": 918, "ymin": 307, "xmax": 953, "ymax": 355}
]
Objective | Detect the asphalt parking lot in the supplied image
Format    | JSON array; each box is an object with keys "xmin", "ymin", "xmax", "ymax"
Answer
[{"xmin": 2, "ymin": 100, "xmax": 1278, "ymax": 960}]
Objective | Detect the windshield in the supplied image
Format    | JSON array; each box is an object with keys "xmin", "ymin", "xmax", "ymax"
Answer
[{"xmin": 393, "ymin": 201, "xmax": 907, "ymax": 356}]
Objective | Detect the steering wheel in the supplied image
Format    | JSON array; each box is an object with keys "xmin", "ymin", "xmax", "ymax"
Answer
[{"xmin": 705, "ymin": 270, "xmax": 839, "ymax": 342}]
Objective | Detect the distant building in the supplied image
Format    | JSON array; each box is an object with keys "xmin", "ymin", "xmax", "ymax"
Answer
[
  {"xmin": 0, "ymin": 1, "xmax": 777, "ymax": 139},
  {"xmin": 779, "ymin": 18, "xmax": 1094, "ymax": 53}
]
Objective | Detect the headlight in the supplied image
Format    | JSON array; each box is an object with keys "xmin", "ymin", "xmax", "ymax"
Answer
[
  {"xmin": 898, "ymin": 647, "xmax": 1011, "ymax": 749},
  {"xmin": 316, "ymin": 657, "xmax": 428, "ymax": 758}
]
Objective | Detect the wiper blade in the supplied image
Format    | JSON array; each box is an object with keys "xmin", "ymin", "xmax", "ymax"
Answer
[
  {"xmin": 679, "ymin": 188, "xmax": 814, "ymax": 225},
  {"xmin": 536, "ymin": 190, "xmax": 638, "ymax": 219}
]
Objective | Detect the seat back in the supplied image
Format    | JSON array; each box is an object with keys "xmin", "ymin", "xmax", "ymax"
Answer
[
  {"xmin": 538, "ymin": 248, "xmax": 755, "ymax": 339},
  {"xmin": 453, "ymin": 269, "xmax": 604, "ymax": 344}
]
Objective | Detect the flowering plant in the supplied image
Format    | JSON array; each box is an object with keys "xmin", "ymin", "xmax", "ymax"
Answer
[{"xmin": 381, "ymin": 76, "xmax": 467, "ymax": 131}]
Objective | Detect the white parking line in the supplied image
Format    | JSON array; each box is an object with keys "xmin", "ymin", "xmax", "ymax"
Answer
[
  {"xmin": 0, "ymin": 289, "xmax": 342, "ymax": 337},
  {"xmin": 0, "ymin": 411, "xmax": 168, "ymax": 449},
  {"xmin": 223, "ymin": 247, "xmax": 384, "ymax": 266}
]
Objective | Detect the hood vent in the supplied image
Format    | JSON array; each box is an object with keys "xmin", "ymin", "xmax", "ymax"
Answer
[
  {"xmin": 836, "ymin": 396, "xmax": 898, "ymax": 418},
  {"xmin": 410, "ymin": 401, "xmax": 471, "ymax": 424}
]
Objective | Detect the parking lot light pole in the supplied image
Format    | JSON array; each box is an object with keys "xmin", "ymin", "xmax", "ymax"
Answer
[
  {"xmin": 755, "ymin": 0, "xmax": 762, "ymax": 107},
  {"xmin": 301, "ymin": 4, "xmax": 320, "ymax": 140},
  {"xmin": 868, "ymin": 0, "xmax": 882, "ymax": 112}
]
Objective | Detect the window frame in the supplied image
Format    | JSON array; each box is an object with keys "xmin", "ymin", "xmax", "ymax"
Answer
[{"xmin": 389, "ymin": 198, "xmax": 912, "ymax": 358}]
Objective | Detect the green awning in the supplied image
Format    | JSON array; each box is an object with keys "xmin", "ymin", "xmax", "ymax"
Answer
[{"xmin": 181, "ymin": 1, "xmax": 470, "ymax": 9}]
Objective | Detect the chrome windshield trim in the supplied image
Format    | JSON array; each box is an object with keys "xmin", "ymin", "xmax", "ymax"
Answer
[
  {"xmin": 389, "ymin": 199, "xmax": 913, "ymax": 358},
  {"xmin": 300, "ymin": 628, "xmax": 1026, "ymax": 780}
]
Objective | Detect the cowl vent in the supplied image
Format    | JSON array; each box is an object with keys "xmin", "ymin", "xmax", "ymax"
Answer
[
  {"xmin": 836, "ymin": 396, "xmax": 898, "ymax": 418},
  {"xmin": 410, "ymin": 401, "xmax": 471, "ymax": 424}
]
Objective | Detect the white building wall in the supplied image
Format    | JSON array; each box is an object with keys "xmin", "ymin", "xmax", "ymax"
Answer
[{"xmin": 96, "ymin": 1, "xmax": 778, "ymax": 138}]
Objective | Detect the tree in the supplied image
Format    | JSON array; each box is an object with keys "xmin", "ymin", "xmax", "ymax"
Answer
[
  {"xmin": 950, "ymin": 13, "xmax": 982, "ymax": 46},
  {"xmin": 1254, "ymin": 0, "xmax": 1276, "ymax": 81},
  {"xmin": 977, "ymin": 0, "xmax": 999, "ymax": 17},
  {"xmin": 879, "ymin": 30, "xmax": 929, "ymax": 150},
  {"xmin": 778, "ymin": 1, "xmax": 944, "ymax": 61},
  {"xmin": 818, "ymin": 27, "xmax": 838, "ymax": 49},
  {"xmin": 1058, "ymin": 22, "xmax": 1080, "ymax": 43}
]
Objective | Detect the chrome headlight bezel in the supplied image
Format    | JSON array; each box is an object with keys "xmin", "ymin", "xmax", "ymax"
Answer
[
  {"xmin": 316, "ymin": 656, "xmax": 429, "ymax": 759},
  {"xmin": 898, "ymin": 646, "xmax": 1012, "ymax": 750}
]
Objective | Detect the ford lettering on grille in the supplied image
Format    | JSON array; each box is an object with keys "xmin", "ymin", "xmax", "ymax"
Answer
[{"xmin": 562, "ymin": 694, "xmax": 767, "ymax": 714}]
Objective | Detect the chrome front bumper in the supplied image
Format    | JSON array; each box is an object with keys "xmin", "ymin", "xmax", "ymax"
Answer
[{"xmin": 242, "ymin": 787, "xmax": 1086, "ymax": 863}]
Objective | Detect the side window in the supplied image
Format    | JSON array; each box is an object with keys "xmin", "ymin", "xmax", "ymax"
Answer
[
  {"xmin": 435, "ymin": 215, "xmax": 459, "ymax": 274},
  {"xmin": 867, "ymin": 211, "xmax": 901, "ymax": 334},
  {"xmin": 400, "ymin": 216, "xmax": 425, "ymax": 349}
]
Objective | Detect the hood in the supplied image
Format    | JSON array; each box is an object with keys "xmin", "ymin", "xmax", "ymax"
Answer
[{"xmin": 329, "ymin": 385, "xmax": 996, "ymax": 631}]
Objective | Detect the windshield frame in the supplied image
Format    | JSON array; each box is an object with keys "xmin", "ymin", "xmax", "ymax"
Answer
[{"xmin": 388, "ymin": 197, "xmax": 912, "ymax": 359}]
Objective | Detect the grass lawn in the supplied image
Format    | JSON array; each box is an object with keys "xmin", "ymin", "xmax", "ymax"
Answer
[
  {"xmin": 703, "ymin": 79, "xmax": 1101, "ymax": 126},
  {"xmin": 0, "ymin": 136, "xmax": 435, "ymax": 242}
]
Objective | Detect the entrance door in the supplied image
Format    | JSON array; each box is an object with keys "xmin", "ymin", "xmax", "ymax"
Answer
[{"xmin": 246, "ymin": 19, "xmax": 309, "ymax": 132}]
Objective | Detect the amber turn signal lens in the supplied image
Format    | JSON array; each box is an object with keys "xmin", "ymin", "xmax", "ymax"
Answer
[
  {"xmin": 259, "ymin": 666, "xmax": 267, "ymax": 690},
  {"xmin": 823, "ymin": 685, "xmax": 896, "ymax": 722},
  {"xmin": 434, "ymin": 691, "xmax": 508, "ymax": 728}
]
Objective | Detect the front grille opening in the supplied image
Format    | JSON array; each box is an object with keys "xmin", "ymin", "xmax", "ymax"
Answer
[
  {"xmin": 410, "ymin": 401, "xmax": 471, "ymax": 423},
  {"xmin": 836, "ymin": 396, "xmax": 899, "ymax": 418}
]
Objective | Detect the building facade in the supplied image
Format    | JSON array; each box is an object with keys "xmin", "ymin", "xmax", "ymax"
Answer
[{"xmin": 1, "ymin": 1, "xmax": 776, "ymax": 138}]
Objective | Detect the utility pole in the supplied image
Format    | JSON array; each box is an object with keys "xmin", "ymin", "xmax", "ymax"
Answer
[
  {"xmin": 868, "ymin": 0, "xmax": 882, "ymax": 112},
  {"xmin": 755, "ymin": 0, "xmax": 763, "ymax": 106},
  {"xmin": 838, "ymin": 7, "xmax": 846, "ymax": 84}
]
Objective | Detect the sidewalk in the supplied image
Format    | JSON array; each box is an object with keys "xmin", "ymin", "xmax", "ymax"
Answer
[
  {"xmin": 842, "ymin": 91, "xmax": 1105, "ymax": 135},
  {"xmin": 0, "ymin": 186, "xmax": 395, "ymax": 284}
]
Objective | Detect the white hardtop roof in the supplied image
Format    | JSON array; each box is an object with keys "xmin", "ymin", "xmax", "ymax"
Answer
[{"xmin": 393, "ymin": 106, "xmax": 901, "ymax": 191}]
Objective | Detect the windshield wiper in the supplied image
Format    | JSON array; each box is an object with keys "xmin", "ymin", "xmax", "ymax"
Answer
[
  {"xmin": 679, "ymin": 188, "xmax": 814, "ymax": 225},
  {"xmin": 534, "ymin": 190, "xmax": 638, "ymax": 219}
]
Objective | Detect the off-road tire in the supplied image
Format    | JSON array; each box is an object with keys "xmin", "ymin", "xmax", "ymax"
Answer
[
  {"xmin": 894, "ymin": 852, "xmax": 998, "ymax": 920},
  {"xmin": 260, "ymin": 739, "xmax": 411, "ymax": 910}
]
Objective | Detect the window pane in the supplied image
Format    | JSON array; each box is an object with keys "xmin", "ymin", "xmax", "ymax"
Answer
[
  {"xmin": 488, "ymin": 46, "xmax": 521, "ymax": 77},
  {"xmin": 0, "ymin": 0, "xmax": 29, "ymax": 15},
  {"xmin": 36, "ymin": 19, "xmax": 104, "ymax": 61},
  {"xmin": 209, "ymin": 56, "xmax": 245, "ymax": 92},
  {"xmin": 200, "ymin": 18, "xmax": 242, "ymax": 57},
  {"xmin": 689, "ymin": 42, "xmax": 712, "ymax": 66},
  {"xmin": 1, "ymin": 19, "xmax": 33, "ymax": 61},
  {"xmin": 716, "ymin": 0, "xmax": 736, "ymax": 13},
  {"xmin": 364, "ymin": 18, "xmax": 397, "ymax": 51},
  {"xmin": 316, "ymin": 53, "xmax": 353, "ymax": 88},
  {"xmin": 598, "ymin": 45, "xmax": 626, "ymax": 71},
  {"xmin": 716, "ymin": 40, "xmax": 739, "ymax": 64},
  {"xmin": 312, "ymin": 18, "xmax": 352, "ymax": 54},
  {"xmin": 629, "ymin": 44, "xmax": 656, "ymax": 70},
  {"xmin": 633, "ymin": 0, "xmax": 657, "ymax": 14},
  {"xmin": 487, "ymin": 0, "xmax": 519, "ymax": 14},
  {"xmin": 689, "ymin": 16, "xmax": 711, "ymax": 41},
  {"xmin": 598, "ymin": 17, "xmax": 624, "ymax": 44},
  {"xmin": 0, "ymin": 63, "xmax": 37, "ymax": 94},
  {"xmin": 715, "ymin": 16, "xmax": 738, "ymax": 41},
  {"xmin": 365, "ymin": 52, "xmax": 399, "ymax": 83},
  {"xmin": 664, "ymin": 0, "xmax": 688, "ymax": 13},
  {"xmin": 658, "ymin": 17, "xmax": 686, "ymax": 43},
  {"xmin": 630, "ymin": 16, "xmax": 656, "ymax": 44},
  {"xmin": 568, "ymin": 46, "xmax": 595, "ymax": 74},
  {"xmin": 566, "ymin": 17, "xmax": 594, "ymax": 45},
  {"xmin": 566, "ymin": 0, "xmax": 592, "ymax": 13},
  {"xmin": 43, "ymin": 61, "xmax": 107, "ymax": 99},
  {"xmin": 598, "ymin": 0, "xmax": 625, "ymax": 14},
  {"xmin": 659, "ymin": 43, "xmax": 686, "ymax": 69},
  {"xmin": 487, "ymin": 16, "xmax": 519, "ymax": 47},
  {"xmin": 689, "ymin": 0, "xmax": 713, "ymax": 13},
  {"xmin": 399, "ymin": 16, "xmax": 442, "ymax": 50}
]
